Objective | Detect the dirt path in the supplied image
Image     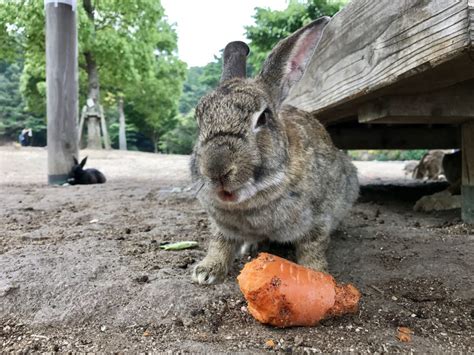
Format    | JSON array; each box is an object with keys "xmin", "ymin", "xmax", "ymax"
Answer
[{"xmin": 0, "ymin": 147, "xmax": 472, "ymax": 352}]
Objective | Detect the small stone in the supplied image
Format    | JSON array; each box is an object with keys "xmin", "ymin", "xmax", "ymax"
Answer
[
  {"xmin": 100, "ymin": 325, "xmax": 107, "ymax": 332},
  {"xmin": 391, "ymin": 296, "xmax": 398, "ymax": 301},
  {"xmin": 134, "ymin": 275, "xmax": 150, "ymax": 284},
  {"xmin": 143, "ymin": 330, "xmax": 151, "ymax": 337},
  {"xmin": 89, "ymin": 219, "xmax": 99, "ymax": 224},
  {"xmin": 294, "ymin": 335, "xmax": 304, "ymax": 346},
  {"xmin": 240, "ymin": 306, "xmax": 248, "ymax": 313},
  {"xmin": 182, "ymin": 317, "xmax": 193, "ymax": 327}
]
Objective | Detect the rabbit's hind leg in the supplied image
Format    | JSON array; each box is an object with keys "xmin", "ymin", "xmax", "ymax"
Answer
[
  {"xmin": 294, "ymin": 230, "xmax": 329, "ymax": 272},
  {"xmin": 192, "ymin": 234, "xmax": 237, "ymax": 285}
]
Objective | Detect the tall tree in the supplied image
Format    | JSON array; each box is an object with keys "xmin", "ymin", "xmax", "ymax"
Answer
[{"xmin": 0, "ymin": 0, "xmax": 185, "ymax": 150}]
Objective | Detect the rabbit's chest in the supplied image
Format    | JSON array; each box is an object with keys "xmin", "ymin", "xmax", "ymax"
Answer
[{"xmin": 210, "ymin": 196, "xmax": 316, "ymax": 242}]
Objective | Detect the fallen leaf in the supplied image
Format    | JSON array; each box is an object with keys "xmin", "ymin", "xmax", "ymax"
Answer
[
  {"xmin": 159, "ymin": 241, "xmax": 198, "ymax": 250},
  {"xmin": 397, "ymin": 327, "xmax": 413, "ymax": 342}
]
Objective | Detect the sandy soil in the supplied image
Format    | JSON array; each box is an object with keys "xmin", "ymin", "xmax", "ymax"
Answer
[{"xmin": 0, "ymin": 146, "xmax": 472, "ymax": 353}]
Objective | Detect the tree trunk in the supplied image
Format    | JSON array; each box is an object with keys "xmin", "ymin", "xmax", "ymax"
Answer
[
  {"xmin": 45, "ymin": 2, "xmax": 79, "ymax": 184},
  {"xmin": 118, "ymin": 97, "xmax": 127, "ymax": 150},
  {"xmin": 84, "ymin": 52, "xmax": 102, "ymax": 149},
  {"xmin": 83, "ymin": 0, "xmax": 103, "ymax": 150},
  {"xmin": 153, "ymin": 130, "xmax": 158, "ymax": 153},
  {"xmin": 99, "ymin": 105, "xmax": 111, "ymax": 149},
  {"xmin": 86, "ymin": 116, "xmax": 102, "ymax": 149}
]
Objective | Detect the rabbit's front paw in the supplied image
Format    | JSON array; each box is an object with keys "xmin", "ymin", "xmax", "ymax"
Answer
[
  {"xmin": 297, "ymin": 252, "xmax": 329, "ymax": 273},
  {"xmin": 192, "ymin": 259, "xmax": 228, "ymax": 285}
]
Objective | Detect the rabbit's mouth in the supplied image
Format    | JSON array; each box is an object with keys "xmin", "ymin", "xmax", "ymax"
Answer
[{"xmin": 217, "ymin": 188, "xmax": 238, "ymax": 202}]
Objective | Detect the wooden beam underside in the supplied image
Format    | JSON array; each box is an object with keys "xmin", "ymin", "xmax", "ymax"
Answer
[
  {"xmin": 328, "ymin": 124, "xmax": 461, "ymax": 150},
  {"xmin": 358, "ymin": 80, "xmax": 474, "ymax": 124}
]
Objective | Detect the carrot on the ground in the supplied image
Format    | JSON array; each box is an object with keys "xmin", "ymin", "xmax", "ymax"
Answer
[{"xmin": 237, "ymin": 253, "xmax": 361, "ymax": 327}]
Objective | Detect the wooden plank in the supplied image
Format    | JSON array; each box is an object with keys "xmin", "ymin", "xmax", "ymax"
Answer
[
  {"xmin": 470, "ymin": 0, "xmax": 474, "ymax": 45},
  {"xmin": 288, "ymin": 0, "xmax": 472, "ymax": 116},
  {"xmin": 315, "ymin": 54, "xmax": 474, "ymax": 125},
  {"xmin": 328, "ymin": 124, "xmax": 461, "ymax": 150},
  {"xmin": 462, "ymin": 122, "xmax": 474, "ymax": 185},
  {"xmin": 46, "ymin": 2, "xmax": 79, "ymax": 185},
  {"xmin": 462, "ymin": 121, "xmax": 474, "ymax": 223},
  {"xmin": 358, "ymin": 81, "xmax": 474, "ymax": 124}
]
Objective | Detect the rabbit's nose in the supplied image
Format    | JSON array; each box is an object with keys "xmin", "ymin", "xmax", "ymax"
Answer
[
  {"xmin": 206, "ymin": 166, "xmax": 235, "ymax": 185},
  {"xmin": 201, "ymin": 144, "xmax": 236, "ymax": 183}
]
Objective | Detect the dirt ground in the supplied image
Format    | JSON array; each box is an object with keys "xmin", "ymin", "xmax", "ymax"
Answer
[{"xmin": 0, "ymin": 146, "xmax": 472, "ymax": 353}]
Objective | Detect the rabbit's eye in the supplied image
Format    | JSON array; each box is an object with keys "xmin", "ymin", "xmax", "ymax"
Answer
[{"xmin": 255, "ymin": 108, "xmax": 270, "ymax": 129}]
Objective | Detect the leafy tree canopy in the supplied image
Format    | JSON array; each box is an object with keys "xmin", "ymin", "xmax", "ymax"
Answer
[
  {"xmin": 0, "ymin": 60, "xmax": 46, "ymax": 145},
  {"xmin": 245, "ymin": 0, "xmax": 346, "ymax": 73},
  {"xmin": 0, "ymin": 0, "xmax": 185, "ymax": 149}
]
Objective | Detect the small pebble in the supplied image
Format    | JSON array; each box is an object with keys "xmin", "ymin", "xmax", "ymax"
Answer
[{"xmin": 294, "ymin": 335, "xmax": 304, "ymax": 346}]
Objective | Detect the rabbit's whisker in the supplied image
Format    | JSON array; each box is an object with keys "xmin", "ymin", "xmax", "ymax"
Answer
[{"xmin": 194, "ymin": 182, "xmax": 205, "ymax": 198}]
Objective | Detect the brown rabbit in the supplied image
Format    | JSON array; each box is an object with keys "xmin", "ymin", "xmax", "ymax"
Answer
[
  {"xmin": 191, "ymin": 17, "xmax": 359, "ymax": 284},
  {"xmin": 412, "ymin": 150, "xmax": 445, "ymax": 181}
]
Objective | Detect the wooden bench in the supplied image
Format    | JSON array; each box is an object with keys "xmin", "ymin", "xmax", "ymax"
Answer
[{"xmin": 288, "ymin": 0, "xmax": 474, "ymax": 222}]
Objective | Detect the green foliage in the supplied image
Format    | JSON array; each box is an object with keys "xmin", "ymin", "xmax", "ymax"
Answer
[
  {"xmin": 159, "ymin": 111, "xmax": 198, "ymax": 154},
  {"xmin": 349, "ymin": 150, "xmax": 429, "ymax": 161},
  {"xmin": 125, "ymin": 55, "xmax": 186, "ymax": 151},
  {"xmin": 178, "ymin": 56, "xmax": 223, "ymax": 115},
  {"xmin": 108, "ymin": 122, "xmax": 140, "ymax": 150},
  {"xmin": 0, "ymin": 60, "xmax": 45, "ymax": 145},
  {"xmin": 245, "ymin": 0, "xmax": 346, "ymax": 73},
  {"xmin": 0, "ymin": 0, "xmax": 185, "ymax": 150},
  {"xmin": 179, "ymin": 66, "xmax": 206, "ymax": 114}
]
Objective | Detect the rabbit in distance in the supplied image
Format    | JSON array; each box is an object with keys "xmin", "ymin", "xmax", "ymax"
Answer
[{"xmin": 68, "ymin": 156, "xmax": 106, "ymax": 185}]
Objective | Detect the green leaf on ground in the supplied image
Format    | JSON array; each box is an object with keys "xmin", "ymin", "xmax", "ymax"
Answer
[{"xmin": 159, "ymin": 241, "xmax": 198, "ymax": 250}]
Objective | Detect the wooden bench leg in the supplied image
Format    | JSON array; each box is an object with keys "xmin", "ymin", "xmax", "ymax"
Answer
[{"xmin": 462, "ymin": 122, "xmax": 474, "ymax": 223}]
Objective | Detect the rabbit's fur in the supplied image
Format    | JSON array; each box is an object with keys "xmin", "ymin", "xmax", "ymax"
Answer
[
  {"xmin": 191, "ymin": 17, "xmax": 359, "ymax": 284},
  {"xmin": 412, "ymin": 150, "xmax": 445, "ymax": 180},
  {"xmin": 68, "ymin": 157, "xmax": 106, "ymax": 185}
]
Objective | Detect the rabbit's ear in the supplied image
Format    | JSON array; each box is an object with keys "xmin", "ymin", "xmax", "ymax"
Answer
[
  {"xmin": 257, "ymin": 17, "xmax": 330, "ymax": 107},
  {"xmin": 221, "ymin": 41, "xmax": 250, "ymax": 82},
  {"xmin": 80, "ymin": 156, "xmax": 88, "ymax": 168},
  {"xmin": 73, "ymin": 157, "xmax": 79, "ymax": 165}
]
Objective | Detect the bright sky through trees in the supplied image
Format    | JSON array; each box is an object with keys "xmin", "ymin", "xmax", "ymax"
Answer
[{"xmin": 161, "ymin": 0, "xmax": 287, "ymax": 67}]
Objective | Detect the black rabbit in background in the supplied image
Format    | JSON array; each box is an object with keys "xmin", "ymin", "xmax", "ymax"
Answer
[{"xmin": 68, "ymin": 157, "xmax": 106, "ymax": 185}]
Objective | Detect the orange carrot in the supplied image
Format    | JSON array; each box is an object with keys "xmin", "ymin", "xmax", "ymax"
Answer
[{"xmin": 237, "ymin": 253, "xmax": 361, "ymax": 327}]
